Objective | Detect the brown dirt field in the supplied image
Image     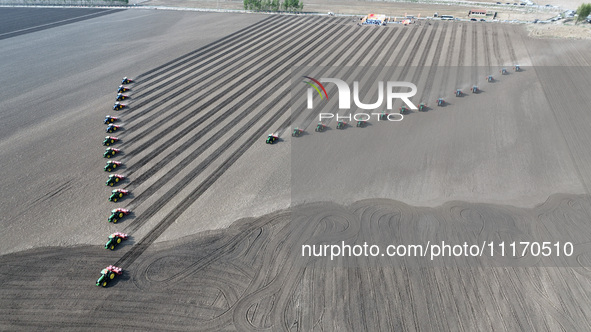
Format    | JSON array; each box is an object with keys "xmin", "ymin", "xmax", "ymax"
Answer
[{"xmin": 2, "ymin": 7, "xmax": 591, "ymax": 330}]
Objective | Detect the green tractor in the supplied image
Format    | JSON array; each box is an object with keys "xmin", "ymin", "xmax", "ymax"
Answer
[
  {"xmin": 96, "ymin": 265, "xmax": 122, "ymax": 287},
  {"xmin": 108, "ymin": 208, "xmax": 130, "ymax": 223},
  {"xmin": 315, "ymin": 123, "xmax": 327, "ymax": 132},
  {"xmin": 103, "ymin": 136, "xmax": 119, "ymax": 146},
  {"xmin": 105, "ymin": 232, "xmax": 128, "ymax": 250},
  {"xmin": 292, "ymin": 127, "xmax": 304, "ymax": 137},
  {"xmin": 266, "ymin": 133, "xmax": 278, "ymax": 144},
  {"xmin": 104, "ymin": 148, "xmax": 121, "ymax": 158},
  {"xmin": 104, "ymin": 161, "xmax": 122, "ymax": 172},
  {"xmin": 106, "ymin": 174, "xmax": 125, "ymax": 187}
]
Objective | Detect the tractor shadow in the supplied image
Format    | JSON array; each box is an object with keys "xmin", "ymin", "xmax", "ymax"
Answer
[
  {"xmin": 111, "ymin": 191, "xmax": 134, "ymax": 203},
  {"xmin": 107, "ymin": 178, "xmax": 128, "ymax": 188},
  {"xmin": 293, "ymin": 130, "xmax": 311, "ymax": 137},
  {"xmin": 356, "ymin": 121, "xmax": 373, "ymax": 128},
  {"xmin": 419, "ymin": 106, "xmax": 432, "ymax": 112},
  {"xmin": 314, "ymin": 126, "xmax": 333, "ymax": 133},
  {"xmin": 105, "ymin": 270, "xmax": 130, "ymax": 288},
  {"xmin": 109, "ymin": 235, "xmax": 134, "ymax": 251}
]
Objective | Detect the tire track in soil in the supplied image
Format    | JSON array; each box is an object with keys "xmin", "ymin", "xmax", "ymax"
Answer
[
  {"xmin": 409, "ymin": 23, "xmax": 440, "ymax": 100},
  {"xmin": 114, "ymin": 21, "xmax": 357, "ymax": 268},
  {"xmin": 121, "ymin": 17, "xmax": 329, "ymax": 177},
  {"xmin": 503, "ymin": 26, "xmax": 517, "ymax": 64},
  {"xmin": 471, "ymin": 23, "xmax": 479, "ymax": 83},
  {"xmin": 422, "ymin": 23, "xmax": 448, "ymax": 103},
  {"xmin": 285, "ymin": 26, "xmax": 391, "ymax": 133},
  {"xmin": 441, "ymin": 23, "xmax": 458, "ymax": 97},
  {"xmin": 127, "ymin": 16, "xmax": 298, "ymax": 103},
  {"xmin": 123, "ymin": 16, "xmax": 313, "ymax": 129},
  {"xmin": 134, "ymin": 15, "xmax": 279, "ymax": 82},
  {"xmin": 482, "ymin": 23, "xmax": 491, "ymax": 70},
  {"xmin": 455, "ymin": 23, "xmax": 467, "ymax": 87},
  {"xmin": 490, "ymin": 24, "xmax": 503, "ymax": 66},
  {"xmin": 295, "ymin": 26, "xmax": 409, "ymax": 130},
  {"xmin": 123, "ymin": 21, "xmax": 352, "ymax": 197},
  {"xmin": 125, "ymin": 23, "xmax": 357, "ymax": 212}
]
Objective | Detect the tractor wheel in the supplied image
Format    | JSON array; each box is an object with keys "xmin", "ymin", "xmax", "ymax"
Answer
[
  {"xmin": 109, "ymin": 272, "xmax": 115, "ymax": 280},
  {"xmin": 115, "ymin": 178, "xmax": 119, "ymax": 182},
  {"xmin": 102, "ymin": 281, "xmax": 108, "ymax": 287},
  {"xmin": 113, "ymin": 127, "xmax": 117, "ymax": 131},
  {"xmin": 112, "ymin": 164, "xmax": 117, "ymax": 168},
  {"xmin": 110, "ymin": 183, "xmax": 114, "ymax": 186},
  {"xmin": 116, "ymin": 238, "xmax": 122, "ymax": 244},
  {"xmin": 119, "ymin": 213, "xmax": 124, "ymax": 218},
  {"xmin": 119, "ymin": 193, "xmax": 123, "ymax": 197},
  {"xmin": 110, "ymin": 245, "xmax": 115, "ymax": 250},
  {"xmin": 110, "ymin": 140, "xmax": 114, "ymax": 144},
  {"xmin": 105, "ymin": 142, "xmax": 109, "ymax": 146},
  {"xmin": 107, "ymin": 155, "xmax": 111, "ymax": 159},
  {"xmin": 113, "ymin": 219, "xmax": 118, "ymax": 223},
  {"xmin": 106, "ymin": 168, "xmax": 112, "ymax": 172},
  {"xmin": 113, "ymin": 198, "xmax": 117, "ymax": 202}
]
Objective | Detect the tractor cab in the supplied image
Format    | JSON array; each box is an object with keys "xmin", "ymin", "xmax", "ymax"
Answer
[
  {"xmin": 472, "ymin": 85, "xmax": 479, "ymax": 93},
  {"xmin": 96, "ymin": 265, "xmax": 122, "ymax": 287},
  {"xmin": 455, "ymin": 89, "xmax": 463, "ymax": 97},
  {"xmin": 105, "ymin": 232, "xmax": 128, "ymax": 250},
  {"xmin": 104, "ymin": 115, "xmax": 118, "ymax": 124},
  {"xmin": 104, "ymin": 161, "xmax": 121, "ymax": 172},
  {"xmin": 315, "ymin": 123, "xmax": 326, "ymax": 132},
  {"xmin": 109, "ymin": 189, "xmax": 128, "ymax": 202},
  {"xmin": 106, "ymin": 124, "xmax": 119, "ymax": 133},
  {"xmin": 336, "ymin": 120, "xmax": 347, "ymax": 129},
  {"xmin": 486, "ymin": 75, "xmax": 494, "ymax": 82},
  {"xmin": 266, "ymin": 134, "xmax": 278, "ymax": 144},
  {"xmin": 379, "ymin": 111, "xmax": 389, "ymax": 120},
  {"xmin": 103, "ymin": 136, "xmax": 118, "ymax": 146},
  {"xmin": 292, "ymin": 128, "xmax": 303, "ymax": 137},
  {"xmin": 356, "ymin": 120, "xmax": 366, "ymax": 127},
  {"xmin": 106, "ymin": 174, "xmax": 124, "ymax": 186},
  {"xmin": 104, "ymin": 148, "xmax": 120, "ymax": 158},
  {"xmin": 419, "ymin": 103, "xmax": 426, "ymax": 112},
  {"xmin": 501, "ymin": 68, "xmax": 508, "ymax": 75},
  {"xmin": 437, "ymin": 98, "xmax": 445, "ymax": 106},
  {"xmin": 514, "ymin": 64, "xmax": 521, "ymax": 72},
  {"xmin": 108, "ymin": 208, "xmax": 129, "ymax": 223},
  {"xmin": 400, "ymin": 105, "xmax": 409, "ymax": 114}
]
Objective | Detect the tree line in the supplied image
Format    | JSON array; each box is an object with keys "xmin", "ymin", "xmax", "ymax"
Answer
[
  {"xmin": 575, "ymin": 3, "xmax": 591, "ymax": 24},
  {"xmin": 243, "ymin": 0, "xmax": 303, "ymax": 11}
]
